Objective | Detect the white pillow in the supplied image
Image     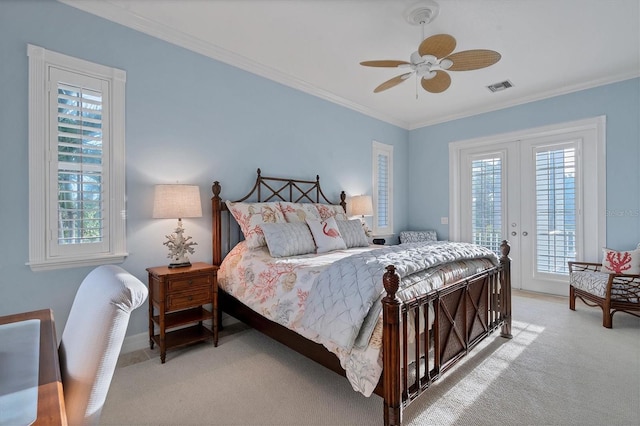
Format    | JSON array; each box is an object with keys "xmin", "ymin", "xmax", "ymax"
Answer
[
  {"xmin": 601, "ymin": 247, "xmax": 640, "ymax": 275},
  {"xmin": 306, "ymin": 217, "xmax": 347, "ymax": 253},
  {"xmin": 226, "ymin": 201, "xmax": 286, "ymax": 249},
  {"xmin": 260, "ymin": 222, "xmax": 316, "ymax": 257},
  {"xmin": 336, "ymin": 219, "xmax": 369, "ymax": 248}
]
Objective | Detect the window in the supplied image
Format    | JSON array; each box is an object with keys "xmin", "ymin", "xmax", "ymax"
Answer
[
  {"xmin": 28, "ymin": 45, "xmax": 127, "ymax": 271},
  {"xmin": 372, "ymin": 141, "xmax": 393, "ymax": 236}
]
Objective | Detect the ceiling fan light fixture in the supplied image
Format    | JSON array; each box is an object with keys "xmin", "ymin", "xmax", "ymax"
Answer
[
  {"xmin": 422, "ymin": 70, "xmax": 437, "ymax": 80},
  {"xmin": 439, "ymin": 58, "xmax": 453, "ymax": 70},
  {"xmin": 423, "ymin": 54, "xmax": 437, "ymax": 64},
  {"xmin": 410, "ymin": 51, "xmax": 424, "ymax": 64}
]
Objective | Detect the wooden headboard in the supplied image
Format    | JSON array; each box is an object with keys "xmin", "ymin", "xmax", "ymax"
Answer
[{"xmin": 211, "ymin": 168, "xmax": 346, "ymax": 266}]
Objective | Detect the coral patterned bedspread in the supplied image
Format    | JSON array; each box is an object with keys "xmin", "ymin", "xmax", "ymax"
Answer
[{"xmin": 218, "ymin": 241, "xmax": 497, "ymax": 396}]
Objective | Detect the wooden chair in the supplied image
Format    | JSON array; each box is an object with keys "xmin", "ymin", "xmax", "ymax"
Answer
[{"xmin": 568, "ymin": 261, "xmax": 640, "ymax": 328}]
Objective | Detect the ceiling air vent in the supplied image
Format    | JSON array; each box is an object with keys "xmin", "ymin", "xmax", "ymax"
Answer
[{"xmin": 487, "ymin": 80, "xmax": 513, "ymax": 92}]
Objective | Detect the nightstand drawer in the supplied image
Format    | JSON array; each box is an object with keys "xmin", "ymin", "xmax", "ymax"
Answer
[
  {"xmin": 168, "ymin": 275, "xmax": 211, "ymax": 292},
  {"xmin": 167, "ymin": 288, "xmax": 212, "ymax": 311}
]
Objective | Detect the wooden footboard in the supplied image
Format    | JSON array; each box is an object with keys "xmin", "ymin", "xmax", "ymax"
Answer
[
  {"xmin": 381, "ymin": 241, "xmax": 511, "ymax": 426},
  {"xmin": 211, "ymin": 170, "xmax": 512, "ymax": 426}
]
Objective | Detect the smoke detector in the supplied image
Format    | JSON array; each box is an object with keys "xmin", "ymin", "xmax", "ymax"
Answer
[{"xmin": 404, "ymin": 1, "xmax": 440, "ymax": 26}]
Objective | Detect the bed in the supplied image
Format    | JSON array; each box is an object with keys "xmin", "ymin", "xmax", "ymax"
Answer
[{"xmin": 211, "ymin": 169, "xmax": 512, "ymax": 426}]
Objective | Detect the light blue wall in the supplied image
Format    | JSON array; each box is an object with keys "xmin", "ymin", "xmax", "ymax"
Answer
[
  {"xmin": 0, "ymin": 1, "xmax": 409, "ymax": 338},
  {"xmin": 408, "ymin": 78, "xmax": 640, "ymax": 250},
  {"xmin": 2, "ymin": 0, "xmax": 637, "ymax": 343}
]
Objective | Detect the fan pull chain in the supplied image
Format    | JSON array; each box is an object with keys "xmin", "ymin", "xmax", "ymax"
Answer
[{"xmin": 415, "ymin": 75, "xmax": 419, "ymax": 100}]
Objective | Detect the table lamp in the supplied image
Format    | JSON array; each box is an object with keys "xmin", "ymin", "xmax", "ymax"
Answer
[
  {"xmin": 351, "ymin": 195, "xmax": 373, "ymax": 237},
  {"xmin": 152, "ymin": 184, "xmax": 202, "ymax": 268}
]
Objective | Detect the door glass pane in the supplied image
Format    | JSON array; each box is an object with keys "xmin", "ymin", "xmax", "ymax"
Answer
[
  {"xmin": 471, "ymin": 157, "xmax": 502, "ymax": 254},
  {"xmin": 535, "ymin": 147, "xmax": 576, "ymax": 275}
]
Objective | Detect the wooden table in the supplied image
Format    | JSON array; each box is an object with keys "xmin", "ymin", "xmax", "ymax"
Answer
[{"xmin": 0, "ymin": 309, "xmax": 67, "ymax": 425}]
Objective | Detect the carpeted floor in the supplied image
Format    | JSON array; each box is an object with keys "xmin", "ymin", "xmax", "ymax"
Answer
[{"xmin": 101, "ymin": 292, "xmax": 640, "ymax": 425}]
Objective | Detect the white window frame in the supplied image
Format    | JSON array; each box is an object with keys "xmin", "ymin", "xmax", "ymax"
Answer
[
  {"xmin": 372, "ymin": 141, "xmax": 394, "ymax": 236},
  {"xmin": 27, "ymin": 44, "xmax": 127, "ymax": 271}
]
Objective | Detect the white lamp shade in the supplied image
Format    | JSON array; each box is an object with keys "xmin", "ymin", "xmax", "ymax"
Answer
[
  {"xmin": 351, "ymin": 195, "xmax": 373, "ymax": 217},
  {"xmin": 152, "ymin": 184, "xmax": 202, "ymax": 219}
]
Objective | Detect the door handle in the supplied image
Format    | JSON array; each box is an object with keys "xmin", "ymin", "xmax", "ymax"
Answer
[
  {"xmin": 511, "ymin": 231, "xmax": 517, "ymax": 236},
  {"xmin": 522, "ymin": 231, "xmax": 528, "ymax": 236}
]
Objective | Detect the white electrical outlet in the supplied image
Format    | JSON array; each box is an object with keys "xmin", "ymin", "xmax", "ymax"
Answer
[{"xmin": 441, "ymin": 217, "xmax": 449, "ymax": 225}]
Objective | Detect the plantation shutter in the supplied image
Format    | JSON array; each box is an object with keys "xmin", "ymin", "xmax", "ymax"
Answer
[
  {"xmin": 372, "ymin": 141, "xmax": 393, "ymax": 235},
  {"xmin": 471, "ymin": 155, "xmax": 503, "ymax": 255},
  {"xmin": 376, "ymin": 152, "xmax": 389, "ymax": 228},
  {"xmin": 534, "ymin": 145, "xmax": 577, "ymax": 274},
  {"xmin": 48, "ymin": 67, "xmax": 110, "ymax": 257}
]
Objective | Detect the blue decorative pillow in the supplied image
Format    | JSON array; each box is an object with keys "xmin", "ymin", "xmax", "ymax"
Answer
[
  {"xmin": 336, "ymin": 220, "xmax": 369, "ymax": 248},
  {"xmin": 260, "ymin": 222, "xmax": 316, "ymax": 258}
]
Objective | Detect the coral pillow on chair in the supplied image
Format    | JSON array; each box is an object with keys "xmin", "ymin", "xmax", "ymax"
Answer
[{"xmin": 601, "ymin": 247, "xmax": 640, "ymax": 274}]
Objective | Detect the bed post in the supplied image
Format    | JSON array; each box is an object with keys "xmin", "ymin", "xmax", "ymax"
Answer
[
  {"xmin": 499, "ymin": 240, "xmax": 513, "ymax": 339},
  {"xmin": 212, "ymin": 181, "xmax": 222, "ymax": 267},
  {"xmin": 382, "ymin": 265, "xmax": 402, "ymax": 426},
  {"xmin": 339, "ymin": 191, "xmax": 347, "ymax": 212}
]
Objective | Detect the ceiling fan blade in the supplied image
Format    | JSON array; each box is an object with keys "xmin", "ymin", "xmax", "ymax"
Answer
[
  {"xmin": 374, "ymin": 73, "xmax": 413, "ymax": 93},
  {"xmin": 447, "ymin": 50, "xmax": 502, "ymax": 71},
  {"xmin": 418, "ymin": 34, "xmax": 456, "ymax": 58},
  {"xmin": 421, "ymin": 71, "xmax": 451, "ymax": 93},
  {"xmin": 360, "ymin": 60, "xmax": 411, "ymax": 67}
]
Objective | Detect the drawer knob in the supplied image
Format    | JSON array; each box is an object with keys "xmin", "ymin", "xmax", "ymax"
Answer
[
  {"xmin": 188, "ymin": 296, "xmax": 193, "ymax": 301},
  {"xmin": 188, "ymin": 280, "xmax": 193, "ymax": 285}
]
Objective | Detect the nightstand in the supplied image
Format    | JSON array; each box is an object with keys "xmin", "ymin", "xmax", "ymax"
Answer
[{"xmin": 147, "ymin": 262, "xmax": 218, "ymax": 363}]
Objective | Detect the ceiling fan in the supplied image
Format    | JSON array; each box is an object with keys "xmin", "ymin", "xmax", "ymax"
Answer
[{"xmin": 360, "ymin": 1, "xmax": 501, "ymax": 94}]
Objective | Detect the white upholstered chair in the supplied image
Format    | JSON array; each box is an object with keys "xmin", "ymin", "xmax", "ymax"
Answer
[{"xmin": 58, "ymin": 265, "xmax": 148, "ymax": 425}]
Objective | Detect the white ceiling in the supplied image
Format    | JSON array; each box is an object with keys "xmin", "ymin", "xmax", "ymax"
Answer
[{"xmin": 61, "ymin": 0, "xmax": 640, "ymax": 130}]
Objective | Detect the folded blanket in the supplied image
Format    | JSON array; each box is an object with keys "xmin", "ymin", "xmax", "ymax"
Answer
[{"xmin": 300, "ymin": 241, "xmax": 498, "ymax": 351}]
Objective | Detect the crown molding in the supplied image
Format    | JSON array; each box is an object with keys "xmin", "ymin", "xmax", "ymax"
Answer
[
  {"xmin": 58, "ymin": 0, "xmax": 409, "ymax": 129},
  {"xmin": 408, "ymin": 70, "xmax": 640, "ymax": 130},
  {"xmin": 58, "ymin": 1, "xmax": 639, "ymax": 132}
]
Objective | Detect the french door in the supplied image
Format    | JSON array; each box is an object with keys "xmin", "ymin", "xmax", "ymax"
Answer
[{"xmin": 450, "ymin": 117, "xmax": 606, "ymax": 296}]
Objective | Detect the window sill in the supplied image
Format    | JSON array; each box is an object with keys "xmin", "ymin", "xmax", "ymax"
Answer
[{"xmin": 27, "ymin": 253, "xmax": 128, "ymax": 272}]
